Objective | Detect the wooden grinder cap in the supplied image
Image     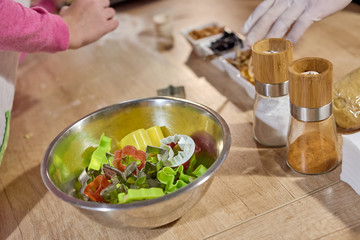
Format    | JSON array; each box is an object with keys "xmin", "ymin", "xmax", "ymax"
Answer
[
  {"xmin": 252, "ymin": 38, "xmax": 293, "ymax": 84},
  {"xmin": 288, "ymin": 57, "xmax": 333, "ymax": 109}
]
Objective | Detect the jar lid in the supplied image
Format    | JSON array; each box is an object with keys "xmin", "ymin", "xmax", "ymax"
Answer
[
  {"xmin": 288, "ymin": 57, "xmax": 333, "ymax": 108},
  {"xmin": 252, "ymin": 38, "xmax": 293, "ymax": 84}
]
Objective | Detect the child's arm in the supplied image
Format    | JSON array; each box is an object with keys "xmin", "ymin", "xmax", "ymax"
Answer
[
  {"xmin": 0, "ymin": 0, "xmax": 69, "ymax": 52},
  {"xmin": 0, "ymin": 0, "xmax": 118, "ymax": 53}
]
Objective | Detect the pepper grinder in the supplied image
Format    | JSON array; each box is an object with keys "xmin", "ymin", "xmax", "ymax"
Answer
[
  {"xmin": 252, "ymin": 38, "xmax": 293, "ymax": 147},
  {"xmin": 287, "ymin": 57, "xmax": 339, "ymax": 175}
]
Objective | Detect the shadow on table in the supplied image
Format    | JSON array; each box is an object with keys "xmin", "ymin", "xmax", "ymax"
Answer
[
  {"xmin": 344, "ymin": 2, "xmax": 360, "ymax": 13},
  {"xmin": 185, "ymin": 51, "xmax": 254, "ymax": 112},
  {"xmin": 213, "ymin": 120, "xmax": 360, "ymax": 235},
  {"xmin": 0, "ymin": 164, "xmax": 46, "ymax": 240},
  {"xmin": 0, "ymin": 163, "xmax": 172, "ymax": 239},
  {"xmin": 11, "ymin": 91, "xmax": 39, "ymax": 119},
  {"xmin": 112, "ymin": 0, "xmax": 160, "ymax": 10}
]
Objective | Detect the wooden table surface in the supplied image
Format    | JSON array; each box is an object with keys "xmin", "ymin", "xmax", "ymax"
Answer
[{"xmin": 1, "ymin": 0, "xmax": 360, "ymax": 239}]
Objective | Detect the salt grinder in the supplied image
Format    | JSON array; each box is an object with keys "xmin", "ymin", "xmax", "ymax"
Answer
[
  {"xmin": 252, "ymin": 38, "xmax": 293, "ymax": 147},
  {"xmin": 287, "ymin": 57, "xmax": 339, "ymax": 175}
]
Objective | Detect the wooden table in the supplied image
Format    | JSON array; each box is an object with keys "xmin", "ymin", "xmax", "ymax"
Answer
[{"xmin": 1, "ymin": 0, "xmax": 360, "ymax": 239}]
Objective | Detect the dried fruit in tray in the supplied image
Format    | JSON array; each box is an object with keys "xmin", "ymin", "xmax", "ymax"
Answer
[
  {"xmin": 226, "ymin": 49, "xmax": 254, "ymax": 85},
  {"xmin": 188, "ymin": 26, "xmax": 224, "ymax": 40}
]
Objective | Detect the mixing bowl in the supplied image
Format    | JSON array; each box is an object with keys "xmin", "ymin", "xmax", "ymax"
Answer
[{"xmin": 41, "ymin": 97, "xmax": 231, "ymax": 228}]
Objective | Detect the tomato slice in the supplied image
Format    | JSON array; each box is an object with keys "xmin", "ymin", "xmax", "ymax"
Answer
[
  {"xmin": 182, "ymin": 159, "xmax": 191, "ymax": 170},
  {"xmin": 84, "ymin": 175, "xmax": 111, "ymax": 202},
  {"xmin": 182, "ymin": 143, "xmax": 201, "ymax": 171}
]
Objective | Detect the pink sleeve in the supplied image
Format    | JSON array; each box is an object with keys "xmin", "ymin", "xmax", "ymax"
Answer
[{"xmin": 0, "ymin": 0, "xmax": 69, "ymax": 53}]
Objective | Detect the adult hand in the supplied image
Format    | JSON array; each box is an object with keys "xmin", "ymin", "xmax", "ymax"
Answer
[
  {"xmin": 241, "ymin": 0, "xmax": 352, "ymax": 46},
  {"xmin": 59, "ymin": 0, "xmax": 119, "ymax": 49}
]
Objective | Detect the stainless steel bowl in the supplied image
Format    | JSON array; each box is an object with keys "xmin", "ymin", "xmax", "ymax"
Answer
[{"xmin": 41, "ymin": 97, "xmax": 231, "ymax": 228}]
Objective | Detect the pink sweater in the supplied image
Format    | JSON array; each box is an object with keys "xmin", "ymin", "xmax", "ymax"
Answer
[{"xmin": 0, "ymin": 0, "xmax": 69, "ymax": 53}]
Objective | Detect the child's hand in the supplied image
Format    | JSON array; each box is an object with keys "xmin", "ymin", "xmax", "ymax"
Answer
[{"xmin": 59, "ymin": 0, "xmax": 118, "ymax": 49}]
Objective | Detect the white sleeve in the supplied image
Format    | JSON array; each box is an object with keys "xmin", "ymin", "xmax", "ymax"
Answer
[
  {"xmin": 0, "ymin": 51, "xmax": 19, "ymax": 163},
  {"xmin": 0, "ymin": 0, "xmax": 29, "ymax": 163}
]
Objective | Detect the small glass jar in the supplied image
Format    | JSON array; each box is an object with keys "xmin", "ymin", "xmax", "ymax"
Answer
[
  {"xmin": 287, "ymin": 57, "xmax": 339, "ymax": 174},
  {"xmin": 252, "ymin": 38, "xmax": 293, "ymax": 147},
  {"xmin": 253, "ymin": 82, "xmax": 290, "ymax": 147},
  {"xmin": 153, "ymin": 14, "xmax": 174, "ymax": 51}
]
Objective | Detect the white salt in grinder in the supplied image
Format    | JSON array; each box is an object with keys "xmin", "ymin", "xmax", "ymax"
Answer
[{"xmin": 252, "ymin": 38, "xmax": 293, "ymax": 147}]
